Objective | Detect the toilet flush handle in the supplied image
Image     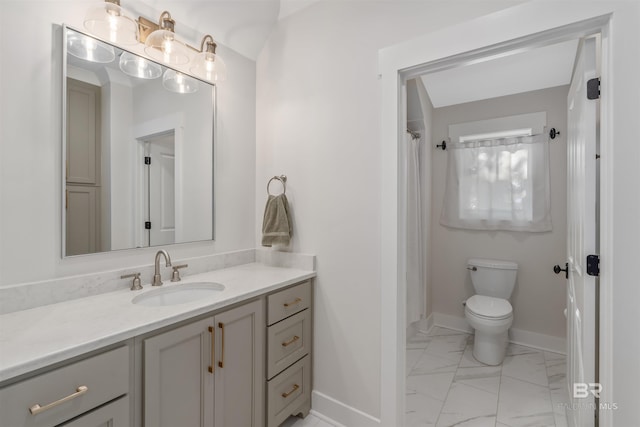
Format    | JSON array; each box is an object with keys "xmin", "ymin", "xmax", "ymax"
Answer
[{"xmin": 466, "ymin": 266, "xmax": 477, "ymax": 271}]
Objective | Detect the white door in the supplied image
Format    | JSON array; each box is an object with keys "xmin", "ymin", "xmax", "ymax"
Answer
[
  {"xmin": 566, "ymin": 36, "xmax": 598, "ymax": 427},
  {"xmin": 147, "ymin": 134, "xmax": 176, "ymax": 246}
]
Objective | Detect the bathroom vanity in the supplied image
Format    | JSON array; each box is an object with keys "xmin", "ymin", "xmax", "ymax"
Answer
[{"xmin": 0, "ymin": 261, "xmax": 314, "ymax": 427}]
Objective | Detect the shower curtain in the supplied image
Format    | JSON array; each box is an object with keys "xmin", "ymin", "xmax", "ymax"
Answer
[{"xmin": 406, "ymin": 133, "xmax": 425, "ymax": 326}]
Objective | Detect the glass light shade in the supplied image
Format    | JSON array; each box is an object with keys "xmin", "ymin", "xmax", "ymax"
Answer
[
  {"xmin": 84, "ymin": 2, "xmax": 138, "ymax": 45},
  {"xmin": 119, "ymin": 52, "xmax": 162, "ymax": 79},
  {"xmin": 67, "ymin": 30, "xmax": 115, "ymax": 63},
  {"xmin": 144, "ymin": 30, "xmax": 190, "ymax": 65},
  {"xmin": 163, "ymin": 70, "xmax": 199, "ymax": 94},
  {"xmin": 190, "ymin": 51, "xmax": 227, "ymax": 83}
]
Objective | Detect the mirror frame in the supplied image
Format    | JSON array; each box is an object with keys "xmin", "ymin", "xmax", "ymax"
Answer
[{"xmin": 61, "ymin": 24, "xmax": 217, "ymax": 258}]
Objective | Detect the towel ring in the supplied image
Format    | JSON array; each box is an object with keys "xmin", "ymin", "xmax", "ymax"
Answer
[{"xmin": 267, "ymin": 175, "xmax": 287, "ymax": 195}]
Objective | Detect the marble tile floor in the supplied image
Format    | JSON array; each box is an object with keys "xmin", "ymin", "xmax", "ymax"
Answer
[
  {"xmin": 406, "ymin": 326, "xmax": 569, "ymax": 427},
  {"xmin": 281, "ymin": 414, "xmax": 337, "ymax": 427}
]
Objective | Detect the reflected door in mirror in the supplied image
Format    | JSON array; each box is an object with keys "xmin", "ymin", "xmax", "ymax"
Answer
[{"xmin": 145, "ymin": 134, "xmax": 176, "ymax": 247}]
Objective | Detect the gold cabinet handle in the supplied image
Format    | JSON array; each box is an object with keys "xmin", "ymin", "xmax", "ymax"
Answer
[
  {"xmin": 283, "ymin": 297, "xmax": 302, "ymax": 308},
  {"xmin": 282, "ymin": 335, "xmax": 300, "ymax": 347},
  {"xmin": 281, "ymin": 384, "xmax": 300, "ymax": 398},
  {"xmin": 218, "ymin": 322, "xmax": 224, "ymax": 368},
  {"xmin": 208, "ymin": 326, "xmax": 215, "ymax": 373},
  {"xmin": 29, "ymin": 385, "xmax": 88, "ymax": 415}
]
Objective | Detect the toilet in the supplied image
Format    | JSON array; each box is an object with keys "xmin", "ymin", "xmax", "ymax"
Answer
[{"xmin": 464, "ymin": 258, "xmax": 518, "ymax": 365}]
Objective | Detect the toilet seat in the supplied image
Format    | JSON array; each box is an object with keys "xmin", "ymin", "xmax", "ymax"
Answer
[{"xmin": 466, "ymin": 295, "xmax": 512, "ymax": 320}]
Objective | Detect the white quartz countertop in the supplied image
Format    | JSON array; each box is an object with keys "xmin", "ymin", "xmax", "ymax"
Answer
[{"xmin": 0, "ymin": 263, "xmax": 315, "ymax": 383}]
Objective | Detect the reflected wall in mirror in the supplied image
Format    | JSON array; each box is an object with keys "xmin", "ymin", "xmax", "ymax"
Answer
[{"xmin": 63, "ymin": 27, "xmax": 215, "ymax": 257}]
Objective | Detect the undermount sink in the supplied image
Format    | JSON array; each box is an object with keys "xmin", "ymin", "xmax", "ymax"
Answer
[{"xmin": 132, "ymin": 282, "xmax": 225, "ymax": 307}]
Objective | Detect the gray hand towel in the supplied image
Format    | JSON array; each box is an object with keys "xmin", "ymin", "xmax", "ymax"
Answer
[{"xmin": 261, "ymin": 194, "xmax": 292, "ymax": 247}]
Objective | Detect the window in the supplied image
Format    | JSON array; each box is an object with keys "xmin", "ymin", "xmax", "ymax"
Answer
[{"xmin": 440, "ymin": 133, "xmax": 552, "ymax": 232}]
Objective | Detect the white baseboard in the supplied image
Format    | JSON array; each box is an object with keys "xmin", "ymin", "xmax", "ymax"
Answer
[
  {"xmin": 432, "ymin": 312, "xmax": 566, "ymax": 354},
  {"xmin": 407, "ymin": 314, "xmax": 434, "ymax": 339},
  {"xmin": 433, "ymin": 312, "xmax": 474, "ymax": 334},
  {"xmin": 509, "ymin": 327, "xmax": 566, "ymax": 354},
  {"xmin": 311, "ymin": 390, "xmax": 380, "ymax": 427},
  {"xmin": 417, "ymin": 314, "xmax": 434, "ymax": 334}
]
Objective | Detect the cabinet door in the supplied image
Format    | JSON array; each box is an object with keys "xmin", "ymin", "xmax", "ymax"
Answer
[
  {"xmin": 144, "ymin": 317, "xmax": 214, "ymax": 427},
  {"xmin": 214, "ymin": 300, "xmax": 265, "ymax": 427},
  {"xmin": 66, "ymin": 78, "xmax": 100, "ymax": 185},
  {"xmin": 66, "ymin": 184, "xmax": 100, "ymax": 255},
  {"xmin": 59, "ymin": 395, "xmax": 129, "ymax": 427}
]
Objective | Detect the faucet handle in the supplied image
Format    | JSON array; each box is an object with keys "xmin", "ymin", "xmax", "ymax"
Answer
[
  {"xmin": 121, "ymin": 272, "xmax": 143, "ymax": 291},
  {"xmin": 171, "ymin": 264, "xmax": 189, "ymax": 282}
]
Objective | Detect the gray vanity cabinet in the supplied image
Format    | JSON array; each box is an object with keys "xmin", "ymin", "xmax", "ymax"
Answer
[
  {"xmin": 143, "ymin": 299, "xmax": 265, "ymax": 427},
  {"xmin": 266, "ymin": 281, "xmax": 312, "ymax": 427}
]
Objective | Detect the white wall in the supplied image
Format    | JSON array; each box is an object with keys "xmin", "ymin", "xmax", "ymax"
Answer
[
  {"xmin": 256, "ymin": 1, "xmax": 523, "ymax": 421},
  {"xmin": 108, "ymin": 80, "xmax": 135, "ymax": 250},
  {"xmin": 430, "ymin": 85, "xmax": 568, "ymax": 339},
  {"xmin": 0, "ymin": 2, "xmax": 256, "ymax": 286}
]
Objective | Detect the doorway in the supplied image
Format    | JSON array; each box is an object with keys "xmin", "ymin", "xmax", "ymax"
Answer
[
  {"xmin": 139, "ymin": 131, "xmax": 177, "ymax": 248},
  {"xmin": 405, "ymin": 72, "xmax": 578, "ymax": 425},
  {"xmin": 379, "ymin": 8, "xmax": 614, "ymax": 427}
]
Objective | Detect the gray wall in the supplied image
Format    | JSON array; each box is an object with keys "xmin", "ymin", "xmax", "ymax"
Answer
[{"xmin": 430, "ymin": 85, "xmax": 569, "ymax": 338}]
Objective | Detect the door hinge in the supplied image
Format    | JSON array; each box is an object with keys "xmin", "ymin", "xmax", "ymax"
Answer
[
  {"xmin": 587, "ymin": 254, "xmax": 600, "ymax": 277},
  {"xmin": 144, "ymin": 156, "xmax": 151, "ymax": 165},
  {"xmin": 587, "ymin": 78, "xmax": 600, "ymax": 100},
  {"xmin": 145, "ymin": 221, "xmax": 151, "ymax": 230}
]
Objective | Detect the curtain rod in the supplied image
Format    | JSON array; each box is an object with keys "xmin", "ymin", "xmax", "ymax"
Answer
[{"xmin": 436, "ymin": 127, "xmax": 561, "ymax": 150}]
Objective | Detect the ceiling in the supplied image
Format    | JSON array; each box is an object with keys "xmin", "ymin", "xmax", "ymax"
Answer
[{"xmin": 420, "ymin": 39, "xmax": 580, "ymax": 108}]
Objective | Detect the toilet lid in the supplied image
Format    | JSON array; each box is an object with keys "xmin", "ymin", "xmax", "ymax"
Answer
[{"xmin": 466, "ymin": 295, "xmax": 512, "ymax": 319}]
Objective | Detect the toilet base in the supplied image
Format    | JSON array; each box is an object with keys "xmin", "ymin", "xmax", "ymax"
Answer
[{"xmin": 472, "ymin": 330, "xmax": 508, "ymax": 365}]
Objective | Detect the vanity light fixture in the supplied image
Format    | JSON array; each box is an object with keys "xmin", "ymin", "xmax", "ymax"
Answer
[
  {"xmin": 82, "ymin": 1, "xmax": 226, "ymax": 84},
  {"xmin": 162, "ymin": 69, "xmax": 199, "ymax": 94},
  {"xmin": 189, "ymin": 35, "xmax": 227, "ymax": 83},
  {"xmin": 83, "ymin": 0, "xmax": 138, "ymax": 45},
  {"xmin": 119, "ymin": 52, "xmax": 162, "ymax": 79},
  {"xmin": 143, "ymin": 11, "xmax": 190, "ymax": 66},
  {"xmin": 67, "ymin": 29, "xmax": 115, "ymax": 63}
]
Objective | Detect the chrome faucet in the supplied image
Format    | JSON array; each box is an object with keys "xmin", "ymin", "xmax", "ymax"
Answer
[{"xmin": 152, "ymin": 250, "xmax": 172, "ymax": 286}]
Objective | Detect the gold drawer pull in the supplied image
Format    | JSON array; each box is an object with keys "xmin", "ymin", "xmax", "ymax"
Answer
[
  {"xmin": 29, "ymin": 385, "xmax": 88, "ymax": 415},
  {"xmin": 283, "ymin": 297, "xmax": 302, "ymax": 308},
  {"xmin": 208, "ymin": 326, "xmax": 215, "ymax": 373},
  {"xmin": 282, "ymin": 335, "xmax": 300, "ymax": 347},
  {"xmin": 218, "ymin": 322, "xmax": 225, "ymax": 368},
  {"xmin": 281, "ymin": 384, "xmax": 300, "ymax": 398}
]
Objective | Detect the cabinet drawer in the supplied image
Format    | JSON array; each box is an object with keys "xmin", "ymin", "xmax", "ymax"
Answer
[
  {"xmin": 267, "ymin": 309, "xmax": 310, "ymax": 379},
  {"xmin": 267, "ymin": 355, "xmax": 311, "ymax": 427},
  {"xmin": 0, "ymin": 346, "xmax": 130, "ymax": 427},
  {"xmin": 59, "ymin": 395, "xmax": 129, "ymax": 426},
  {"xmin": 268, "ymin": 281, "xmax": 311, "ymax": 325}
]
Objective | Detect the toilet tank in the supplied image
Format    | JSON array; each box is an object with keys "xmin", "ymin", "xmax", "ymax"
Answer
[{"xmin": 468, "ymin": 258, "xmax": 518, "ymax": 299}]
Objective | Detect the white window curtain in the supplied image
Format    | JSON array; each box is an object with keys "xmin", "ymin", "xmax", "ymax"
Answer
[{"xmin": 440, "ymin": 134, "xmax": 552, "ymax": 232}]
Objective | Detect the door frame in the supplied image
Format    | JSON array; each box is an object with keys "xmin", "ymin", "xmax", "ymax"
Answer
[{"xmin": 379, "ymin": 4, "xmax": 617, "ymax": 426}]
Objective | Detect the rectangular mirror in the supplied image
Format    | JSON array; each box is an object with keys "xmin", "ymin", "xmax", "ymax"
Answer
[{"xmin": 63, "ymin": 27, "xmax": 215, "ymax": 257}]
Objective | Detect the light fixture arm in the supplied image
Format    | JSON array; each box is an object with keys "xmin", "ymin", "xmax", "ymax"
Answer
[
  {"xmin": 199, "ymin": 35, "xmax": 217, "ymax": 54},
  {"xmin": 158, "ymin": 11, "xmax": 175, "ymax": 32}
]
